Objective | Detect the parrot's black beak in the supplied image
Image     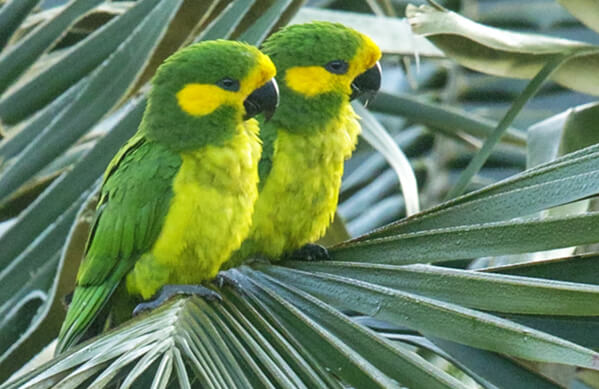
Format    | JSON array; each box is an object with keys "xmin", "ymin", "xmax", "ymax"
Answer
[
  {"xmin": 350, "ymin": 61, "xmax": 382, "ymax": 101},
  {"xmin": 244, "ymin": 78, "xmax": 279, "ymax": 121}
]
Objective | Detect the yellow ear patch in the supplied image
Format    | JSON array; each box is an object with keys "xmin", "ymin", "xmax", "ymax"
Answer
[
  {"xmin": 283, "ymin": 34, "xmax": 381, "ymax": 99},
  {"xmin": 176, "ymin": 50, "xmax": 275, "ymax": 117},
  {"xmin": 176, "ymin": 84, "xmax": 234, "ymax": 116},
  {"xmin": 285, "ymin": 66, "xmax": 350, "ymax": 97}
]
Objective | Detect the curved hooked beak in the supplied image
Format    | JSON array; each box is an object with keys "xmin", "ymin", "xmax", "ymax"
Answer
[
  {"xmin": 243, "ymin": 78, "xmax": 279, "ymax": 121},
  {"xmin": 350, "ymin": 61, "xmax": 382, "ymax": 101}
]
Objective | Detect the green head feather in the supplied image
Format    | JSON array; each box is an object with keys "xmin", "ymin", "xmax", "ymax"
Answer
[
  {"xmin": 261, "ymin": 22, "xmax": 373, "ymax": 133},
  {"xmin": 140, "ymin": 40, "xmax": 270, "ymax": 151},
  {"xmin": 262, "ymin": 22, "xmax": 362, "ymax": 71}
]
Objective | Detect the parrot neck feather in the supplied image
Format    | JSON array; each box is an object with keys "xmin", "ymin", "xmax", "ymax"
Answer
[
  {"xmin": 140, "ymin": 94, "xmax": 240, "ymax": 151},
  {"xmin": 231, "ymin": 104, "xmax": 360, "ymax": 261},
  {"xmin": 126, "ymin": 119, "xmax": 261, "ymax": 298}
]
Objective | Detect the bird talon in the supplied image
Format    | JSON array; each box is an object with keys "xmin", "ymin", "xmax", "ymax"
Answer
[
  {"xmin": 286, "ymin": 243, "xmax": 330, "ymax": 261},
  {"xmin": 214, "ymin": 271, "xmax": 245, "ymax": 294},
  {"xmin": 132, "ymin": 301, "xmax": 155, "ymax": 317},
  {"xmin": 132, "ymin": 284, "xmax": 222, "ymax": 316}
]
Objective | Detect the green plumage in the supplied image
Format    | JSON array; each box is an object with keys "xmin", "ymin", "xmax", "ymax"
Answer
[
  {"xmin": 252, "ymin": 23, "xmax": 363, "ymax": 185},
  {"xmin": 56, "ymin": 40, "xmax": 276, "ymax": 354},
  {"xmin": 260, "ymin": 22, "xmax": 361, "ymax": 134},
  {"xmin": 256, "ymin": 117, "xmax": 275, "ymax": 189},
  {"xmin": 253, "ymin": 23, "xmax": 363, "ymax": 186},
  {"xmin": 57, "ymin": 136, "xmax": 181, "ymax": 352},
  {"xmin": 261, "ymin": 22, "xmax": 361, "ymax": 71},
  {"xmin": 226, "ymin": 22, "xmax": 381, "ymax": 264},
  {"xmin": 142, "ymin": 45, "xmax": 252, "ymax": 150}
]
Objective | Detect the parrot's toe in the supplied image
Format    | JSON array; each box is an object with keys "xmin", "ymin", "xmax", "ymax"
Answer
[
  {"xmin": 286, "ymin": 243, "xmax": 330, "ymax": 261},
  {"xmin": 214, "ymin": 270, "xmax": 245, "ymax": 294},
  {"xmin": 133, "ymin": 284, "xmax": 222, "ymax": 316}
]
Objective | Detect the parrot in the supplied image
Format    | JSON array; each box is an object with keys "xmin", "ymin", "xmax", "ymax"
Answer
[
  {"xmin": 55, "ymin": 40, "xmax": 278, "ymax": 354},
  {"xmin": 226, "ymin": 22, "xmax": 382, "ymax": 266}
]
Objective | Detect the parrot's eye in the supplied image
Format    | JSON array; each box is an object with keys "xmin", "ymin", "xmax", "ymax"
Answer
[
  {"xmin": 216, "ymin": 77, "xmax": 240, "ymax": 92},
  {"xmin": 325, "ymin": 60, "xmax": 349, "ymax": 75}
]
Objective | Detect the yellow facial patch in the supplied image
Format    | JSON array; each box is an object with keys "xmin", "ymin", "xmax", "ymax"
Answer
[
  {"xmin": 176, "ymin": 84, "xmax": 236, "ymax": 116},
  {"xmin": 285, "ymin": 66, "xmax": 348, "ymax": 97},
  {"xmin": 176, "ymin": 50, "xmax": 275, "ymax": 117},
  {"xmin": 284, "ymin": 32, "xmax": 381, "ymax": 98}
]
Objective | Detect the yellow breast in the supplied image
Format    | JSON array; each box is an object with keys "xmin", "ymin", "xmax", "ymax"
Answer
[
  {"xmin": 247, "ymin": 103, "xmax": 360, "ymax": 258},
  {"xmin": 126, "ymin": 120, "xmax": 261, "ymax": 299}
]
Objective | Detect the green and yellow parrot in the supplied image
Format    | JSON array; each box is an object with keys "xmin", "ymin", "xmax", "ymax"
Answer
[
  {"xmin": 56, "ymin": 40, "xmax": 278, "ymax": 354},
  {"xmin": 227, "ymin": 22, "xmax": 381, "ymax": 265}
]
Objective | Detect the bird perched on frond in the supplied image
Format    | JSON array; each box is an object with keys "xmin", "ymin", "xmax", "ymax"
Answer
[
  {"xmin": 226, "ymin": 22, "xmax": 381, "ymax": 266},
  {"xmin": 56, "ymin": 40, "xmax": 278, "ymax": 354}
]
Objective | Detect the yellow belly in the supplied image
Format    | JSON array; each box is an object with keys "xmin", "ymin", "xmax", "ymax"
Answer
[
  {"xmin": 245, "ymin": 103, "xmax": 360, "ymax": 258},
  {"xmin": 126, "ymin": 120, "xmax": 261, "ymax": 299}
]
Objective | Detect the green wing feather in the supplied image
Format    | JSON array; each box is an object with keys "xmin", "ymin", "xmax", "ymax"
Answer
[
  {"xmin": 257, "ymin": 119, "xmax": 278, "ymax": 190},
  {"xmin": 56, "ymin": 134, "xmax": 181, "ymax": 354}
]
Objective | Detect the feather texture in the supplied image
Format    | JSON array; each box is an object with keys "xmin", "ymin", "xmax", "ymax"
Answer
[{"xmin": 230, "ymin": 104, "xmax": 360, "ymax": 262}]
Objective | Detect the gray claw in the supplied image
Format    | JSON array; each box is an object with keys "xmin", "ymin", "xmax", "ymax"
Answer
[
  {"xmin": 214, "ymin": 271, "xmax": 245, "ymax": 294},
  {"xmin": 287, "ymin": 243, "xmax": 330, "ymax": 261},
  {"xmin": 133, "ymin": 284, "xmax": 222, "ymax": 316}
]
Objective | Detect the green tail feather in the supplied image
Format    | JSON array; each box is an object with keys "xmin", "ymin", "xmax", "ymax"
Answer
[{"xmin": 56, "ymin": 283, "xmax": 118, "ymax": 355}]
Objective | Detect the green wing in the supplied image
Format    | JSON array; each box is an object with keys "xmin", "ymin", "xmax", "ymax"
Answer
[
  {"xmin": 56, "ymin": 134, "xmax": 181, "ymax": 354},
  {"xmin": 257, "ymin": 119, "xmax": 278, "ymax": 190}
]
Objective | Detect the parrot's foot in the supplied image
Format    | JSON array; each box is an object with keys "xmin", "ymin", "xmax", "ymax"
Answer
[
  {"xmin": 286, "ymin": 243, "xmax": 330, "ymax": 261},
  {"xmin": 214, "ymin": 271, "xmax": 245, "ymax": 294},
  {"xmin": 133, "ymin": 284, "xmax": 222, "ymax": 316}
]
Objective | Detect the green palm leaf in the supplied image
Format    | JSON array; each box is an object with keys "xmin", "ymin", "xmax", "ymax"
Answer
[{"xmin": 2, "ymin": 0, "xmax": 599, "ymax": 387}]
